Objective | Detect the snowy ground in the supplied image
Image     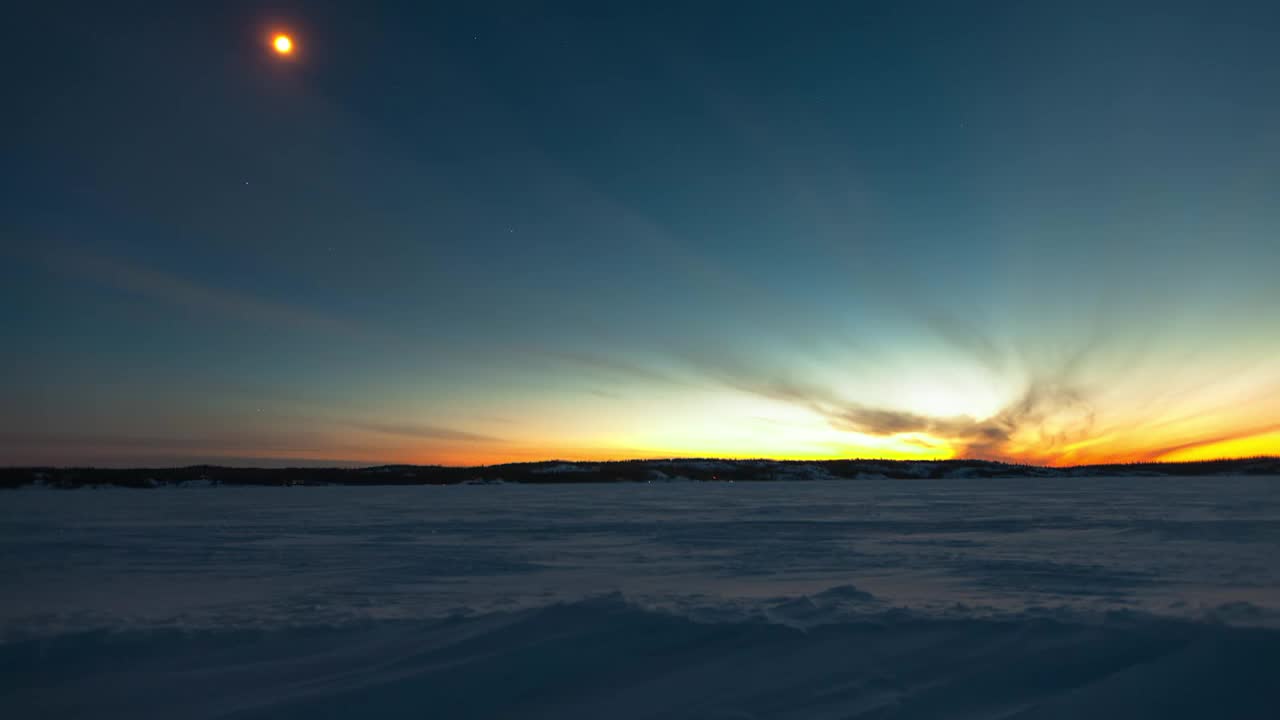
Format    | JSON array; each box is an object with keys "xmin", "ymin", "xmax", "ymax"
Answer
[{"xmin": 2, "ymin": 477, "xmax": 1279, "ymax": 718}]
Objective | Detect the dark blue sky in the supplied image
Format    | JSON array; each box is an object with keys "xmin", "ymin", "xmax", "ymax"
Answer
[{"xmin": 4, "ymin": 1, "xmax": 1279, "ymax": 466}]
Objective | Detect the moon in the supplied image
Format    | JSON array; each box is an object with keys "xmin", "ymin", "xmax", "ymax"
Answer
[{"xmin": 272, "ymin": 34, "xmax": 294, "ymax": 55}]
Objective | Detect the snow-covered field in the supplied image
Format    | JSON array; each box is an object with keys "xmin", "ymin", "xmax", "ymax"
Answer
[{"xmin": 3, "ymin": 477, "xmax": 1279, "ymax": 718}]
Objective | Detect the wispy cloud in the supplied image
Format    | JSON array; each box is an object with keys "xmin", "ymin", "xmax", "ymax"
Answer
[
  {"xmin": 553, "ymin": 352, "xmax": 691, "ymax": 387},
  {"xmin": 828, "ymin": 380, "xmax": 1096, "ymax": 463},
  {"xmin": 47, "ymin": 245, "xmax": 365, "ymax": 338},
  {"xmin": 564, "ymin": 339, "xmax": 1114, "ymax": 464},
  {"xmin": 0, "ymin": 429, "xmax": 380, "ymax": 467},
  {"xmin": 346, "ymin": 421, "xmax": 501, "ymax": 443},
  {"xmin": 1134, "ymin": 423, "xmax": 1280, "ymax": 463}
]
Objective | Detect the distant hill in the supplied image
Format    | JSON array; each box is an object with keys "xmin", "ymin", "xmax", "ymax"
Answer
[{"xmin": 2, "ymin": 457, "xmax": 1278, "ymax": 488}]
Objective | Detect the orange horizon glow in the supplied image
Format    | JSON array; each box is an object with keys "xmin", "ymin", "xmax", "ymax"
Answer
[
  {"xmin": 15, "ymin": 393, "xmax": 1277, "ymax": 468},
  {"xmin": 359, "ymin": 447, "xmax": 1279, "ymax": 470},
  {"xmin": 13, "ymin": 432, "xmax": 1277, "ymax": 469},
  {"xmin": 380, "ymin": 432, "xmax": 1280, "ymax": 469},
  {"xmin": 28, "ymin": 408, "xmax": 1276, "ymax": 469}
]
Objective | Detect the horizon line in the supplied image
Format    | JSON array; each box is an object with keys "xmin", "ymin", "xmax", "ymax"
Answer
[{"xmin": 6, "ymin": 455, "xmax": 1278, "ymax": 472}]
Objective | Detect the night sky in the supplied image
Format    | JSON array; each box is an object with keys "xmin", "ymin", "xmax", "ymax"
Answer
[{"xmin": 4, "ymin": 1, "xmax": 1279, "ymax": 467}]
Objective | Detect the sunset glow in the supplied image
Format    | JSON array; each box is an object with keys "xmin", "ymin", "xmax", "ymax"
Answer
[{"xmin": 5, "ymin": 5, "xmax": 1278, "ymax": 470}]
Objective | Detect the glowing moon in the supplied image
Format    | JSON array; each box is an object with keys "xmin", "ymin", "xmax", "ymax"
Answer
[{"xmin": 273, "ymin": 34, "xmax": 293, "ymax": 55}]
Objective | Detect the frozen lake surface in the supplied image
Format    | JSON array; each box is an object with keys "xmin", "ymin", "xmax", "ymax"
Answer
[{"xmin": 3, "ymin": 477, "xmax": 1279, "ymax": 718}]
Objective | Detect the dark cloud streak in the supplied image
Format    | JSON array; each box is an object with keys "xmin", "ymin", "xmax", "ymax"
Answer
[{"xmin": 346, "ymin": 421, "xmax": 501, "ymax": 443}]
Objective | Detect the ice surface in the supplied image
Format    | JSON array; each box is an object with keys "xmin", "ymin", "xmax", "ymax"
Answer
[{"xmin": 2, "ymin": 477, "xmax": 1279, "ymax": 718}]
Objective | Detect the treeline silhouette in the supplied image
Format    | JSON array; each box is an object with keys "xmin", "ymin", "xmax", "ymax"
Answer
[{"xmin": 2, "ymin": 456, "xmax": 1277, "ymax": 489}]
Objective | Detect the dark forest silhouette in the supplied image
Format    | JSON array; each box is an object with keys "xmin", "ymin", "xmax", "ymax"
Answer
[{"xmin": 4, "ymin": 456, "xmax": 1277, "ymax": 489}]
